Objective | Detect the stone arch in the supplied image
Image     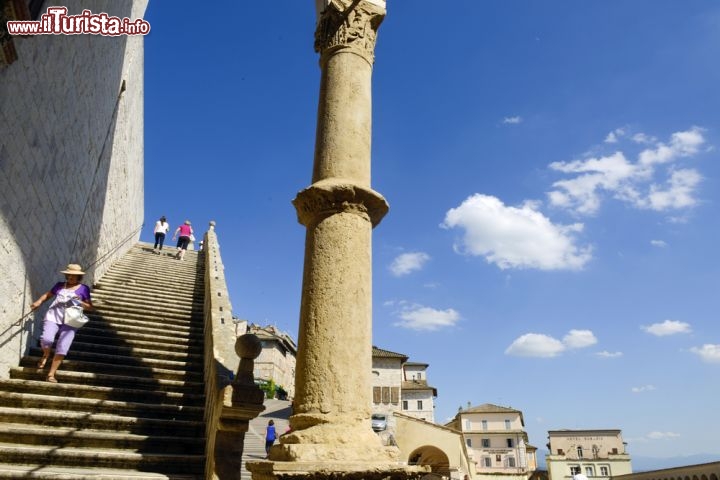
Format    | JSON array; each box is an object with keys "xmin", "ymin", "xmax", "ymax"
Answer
[
  {"xmin": 701, "ymin": 475, "xmax": 708, "ymax": 480},
  {"xmin": 408, "ymin": 445, "xmax": 451, "ymax": 477},
  {"xmin": 693, "ymin": 475, "xmax": 699, "ymax": 480},
  {"xmin": 709, "ymin": 474, "xmax": 717, "ymax": 480}
]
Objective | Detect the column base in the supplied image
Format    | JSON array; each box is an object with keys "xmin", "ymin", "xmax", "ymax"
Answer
[{"xmin": 247, "ymin": 459, "xmax": 428, "ymax": 480}]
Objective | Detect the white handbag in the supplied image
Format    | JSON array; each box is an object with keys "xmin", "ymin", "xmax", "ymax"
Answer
[{"xmin": 63, "ymin": 306, "xmax": 89, "ymax": 329}]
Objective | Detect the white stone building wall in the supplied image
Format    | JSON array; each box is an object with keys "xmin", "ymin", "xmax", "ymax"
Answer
[
  {"xmin": 400, "ymin": 389, "xmax": 435, "ymax": 423},
  {"xmin": 0, "ymin": 0, "xmax": 147, "ymax": 377},
  {"xmin": 371, "ymin": 357, "xmax": 403, "ymax": 431},
  {"xmin": 255, "ymin": 341, "xmax": 296, "ymax": 397}
]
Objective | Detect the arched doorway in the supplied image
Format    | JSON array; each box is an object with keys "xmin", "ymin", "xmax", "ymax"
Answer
[{"xmin": 409, "ymin": 445, "xmax": 451, "ymax": 477}]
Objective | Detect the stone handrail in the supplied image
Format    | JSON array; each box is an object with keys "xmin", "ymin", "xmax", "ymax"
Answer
[{"xmin": 202, "ymin": 222, "xmax": 265, "ymax": 479}]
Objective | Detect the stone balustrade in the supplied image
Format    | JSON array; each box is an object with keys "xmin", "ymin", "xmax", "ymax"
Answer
[{"xmin": 202, "ymin": 221, "xmax": 265, "ymax": 479}]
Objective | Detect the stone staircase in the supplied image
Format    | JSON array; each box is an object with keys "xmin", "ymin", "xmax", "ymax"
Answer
[{"xmin": 0, "ymin": 243, "xmax": 207, "ymax": 479}]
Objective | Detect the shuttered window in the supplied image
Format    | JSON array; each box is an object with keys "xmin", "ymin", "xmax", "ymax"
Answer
[{"xmin": 372, "ymin": 387, "xmax": 381, "ymax": 404}]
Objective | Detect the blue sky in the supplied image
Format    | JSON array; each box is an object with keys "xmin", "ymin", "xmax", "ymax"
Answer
[{"xmin": 142, "ymin": 2, "xmax": 720, "ymax": 460}]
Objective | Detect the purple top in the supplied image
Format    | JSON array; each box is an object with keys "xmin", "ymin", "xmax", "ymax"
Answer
[
  {"xmin": 50, "ymin": 282, "xmax": 91, "ymax": 302},
  {"xmin": 44, "ymin": 282, "xmax": 92, "ymax": 326}
]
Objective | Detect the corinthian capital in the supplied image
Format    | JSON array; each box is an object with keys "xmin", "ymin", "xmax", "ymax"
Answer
[{"xmin": 314, "ymin": 0, "xmax": 386, "ymax": 65}]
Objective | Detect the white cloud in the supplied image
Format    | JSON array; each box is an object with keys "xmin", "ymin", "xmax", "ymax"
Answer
[
  {"xmin": 690, "ymin": 344, "xmax": 720, "ymax": 363},
  {"xmin": 595, "ymin": 350, "xmax": 623, "ymax": 358},
  {"xmin": 563, "ymin": 329, "xmax": 598, "ymax": 349},
  {"xmin": 650, "ymin": 240, "xmax": 668, "ymax": 248},
  {"xmin": 631, "ymin": 385, "xmax": 657, "ymax": 393},
  {"xmin": 442, "ymin": 194, "xmax": 592, "ymax": 270},
  {"xmin": 604, "ymin": 128, "xmax": 625, "ymax": 144},
  {"xmin": 389, "ymin": 252, "xmax": 430, "ymax": 277},
  {"xmin": 548, "ymin": 152, "xmax": 641, "ymax": 215},
  {"xmin": 549, "ymin": 127, "xmax": 706, "ymax": 216},
  {"xmin": 503, "ymin": 116, "xmax": 522, "ymax": 124},
  {"xmin": 505, "ymin": 333, "xmax": 566, "ymax": 358},
  {"xmin": 639, "ymin": 127, "xmax": 705, "ymax": 166},
  {"xmin": 646, "ymin": 431, "xmax": 681, "ymax": 440},
  {"xmin": 632, "ymin": 133, "xmax": 657, "ymax": 144},
  {"xmin": 642, "ymin": 168, "xmax": 702, "ymax": 211},
  {"xmin": 505, "ymin": 329, "xmax": 597, "ymax": 358},
  {"xmin": 642, "ymin": 320, "xmax": 692, "ymax": 336},
  {"xmin": 393, "ymin": 304, "xmax": 460, "ymax": 331}
]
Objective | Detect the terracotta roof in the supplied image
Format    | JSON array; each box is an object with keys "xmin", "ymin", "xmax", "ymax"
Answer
[
  {"xmin": 372, "ymin": 346, "xmax": 408, "ymax": 362},
  {"xmin": 462, "ymin": 403, "xmax": 521, "ymax": 414},
  {"xmin": 457, "ymin": 403, "xmax": 525, "ymax": 427},
  {"xmin": 401, "ymin": 380, "xmax": 437, "ymax": 396},
  {"xmin": 404, "ymin": 361, "xmax": 429, "ymax": 367},
  {"xmin": 248, "ymin": 324, "xmax": 297, "ymax": 354}
]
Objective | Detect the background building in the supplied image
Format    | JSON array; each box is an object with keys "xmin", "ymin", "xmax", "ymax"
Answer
[
  {"xmin": 371, "ymin": 346, "xmax": 406, "ymax": 433},
  {"xmin": 247, "ymin": 323, "xmax": 297, "ymax": 399},
  {"xmin": 447, "ymin": 403, "xmax": 537, "ymax": 480},
  {"xmin": 401, "ymin": 361, "xmax": 437, "ymax": 423},
  {"xmin": 546, "ymin": 429, "xmax": 632, "ymax": 480}
]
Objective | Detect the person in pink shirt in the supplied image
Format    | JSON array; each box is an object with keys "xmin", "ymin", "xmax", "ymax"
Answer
[{"xmin": 172, "ymin": 220, "xmax": 194, "ymax": 261}]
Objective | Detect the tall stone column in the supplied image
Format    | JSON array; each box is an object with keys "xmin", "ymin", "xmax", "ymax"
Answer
[{"xmin": 248, "ymin": 1, "xmax": 425, "ymax": 479}]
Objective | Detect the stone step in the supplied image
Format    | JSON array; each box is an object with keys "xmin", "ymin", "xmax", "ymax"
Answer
[
  {"xmin": 93, "ymin": 278, "xmax": 204, "ymax": 300},
  {"xmin": 83, "ymin": 313, "xmax": 203, "ymax": 337},
  {"xmin": 92, "ymin": 303, "xmax": 202, "ymax": 324},
  {"xmin": 109, "ymin": 257, "xmax": 204, "ymax": 273},
  {"xmin": 0, "ymin": 464, "xmax": 202, "ymax": 479},
  {"xmin": 0, "ymin": 379, "xmax": 205, "ymax": 406},
  {"xmin": 0, "ymin": 444, "xmax": 204, "ymax": 475},
  {"xmin": 92, "ymin": 289, "xmax": 203, "ymax": 310},
  {"xmin": 9, "ymin": 367, "xmax": 204, "ymax": 395},
  {"xmin": 0, "ymin": 423, "xmax": 204, "ymax": 453},
  {"xmin": 96, "ymin": 278, "xmax": 203, "ymax": 297},
  {"xmin": 0, "ymin": 390, "xmax": 203, "ymax": 420},
  {"xmin": 0, "ymin": 406, "xmax": 204, "ymax": 437},
  {"xmin": 61, "ymin": 340, "xmax": 204, "ymax": 364},
  {"xmin": 75, "ymin": 324, "xmax": 204, "ymax": 349},
  {"xmin": 26, "ymin": 347, "xmax": 202, "ymax": 375},
  {"xmin": 22, "ymin": 354, "xmax": 203, "ymax": 382},
  {"xmin": 73, "ymin": 330, "xmax": 204, "ymax": 355}
]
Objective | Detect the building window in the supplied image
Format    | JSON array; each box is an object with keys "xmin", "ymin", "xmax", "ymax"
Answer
[
  {"xmin": 483, "ymin": 457, "xmax": 492, "ymax": 467},
  {"xmin": 402, "ymin": 400, "xmax": 408, "ymax": 410},
  {"xmin": 557, "ymin": 449, "xmax": 565, "ymax": 455},
  {"xmin": 417, "ymin": 372, "xmax": 422, "ymax": 380},
  {"xmin": 495, "ymin": 455, "xmax": 502, "ymax": 463},
  {"xmin": 391, "ymin": 386, "xmax": 400, "ymax": 404},
  {"xmin": 465, "ymin": 420, "xmax": 472, "ymax": 431},
  {"xmin": 505, "ymin": 419, "xmax": 511, "ymax": 430},
  {"xmin": 372, "ymin": 387, "xmax": 381, "ymax": 404},
  {"xmin": 466, "ymin": 438, "xmax": 472, "ymax": 447},
  {"xmin": 611, "ymin": 448, "xmax": 618, "ymax": 454},
  {"xmin": 417, "ymin": 400, "xmax": 423, "ymax": 410},
  {"xmin": 381, "ymin": 386, "xmax": 390, "ymax": 404},
  {"xmin": 600, "ymin": 466, "xmax": 609, "ymax": 476},
  {"xmin": 577, "ymin": 446, "xmax": 583, "ymax": 458},
  {"xmin": 506, "ymin": 438, "xmax": 514, "ymax": 448},
  {"xmin": 482, "ymin": 420, "xmax": 488, "ymax": 431},
  {"xmin": 482, "ymin": 438, "xmax": 490, "ymax": 448},
  {"xmin": 570, "ymin": 466, "xmax": 581, "ymax": 476},
  {"xmin": 507, "ymin": 457, "xmax": 516, "ymax": 468},
  {"xmin": 585, "ymin": 467, "xmax": 594, "ymax": 477}
]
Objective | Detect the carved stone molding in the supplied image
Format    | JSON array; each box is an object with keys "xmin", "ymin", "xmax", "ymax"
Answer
[
  {"xmin": 292, "ymin": 181, "xmax": 389, "ymax": 228},
  {"xmin": 314, "ymin": 0, "xmax": 386, "ymax": 65}
]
